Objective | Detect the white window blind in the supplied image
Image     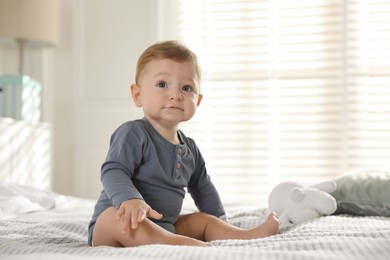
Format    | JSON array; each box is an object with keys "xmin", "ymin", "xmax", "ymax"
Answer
[{"xmin": 168, "ymin": 0, "xmax": 390, "ymax": 207}]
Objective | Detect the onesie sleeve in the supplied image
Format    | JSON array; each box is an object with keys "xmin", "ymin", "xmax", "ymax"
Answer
[
  {"xmin": 100, "ymin": 123, "xmax": 144, "ymax": 209},
  {"xmin": 187, "ymin": 142, "xmax": 226, "ymax": 218}
]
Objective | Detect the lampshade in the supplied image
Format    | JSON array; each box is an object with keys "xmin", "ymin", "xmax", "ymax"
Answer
[{"xmin": 0, "ymin": 0, "xmax": 59, "ymax": 47}]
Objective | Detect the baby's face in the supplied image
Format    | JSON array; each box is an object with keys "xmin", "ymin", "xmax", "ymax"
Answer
[{"xmin": 135, "ymin": 58, "xmax": 202, "ymax": 128}]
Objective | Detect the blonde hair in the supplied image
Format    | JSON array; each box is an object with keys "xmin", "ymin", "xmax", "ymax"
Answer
[{"xmin": 135, "ymin": 40, "xmax": 201, "ymax": 84}]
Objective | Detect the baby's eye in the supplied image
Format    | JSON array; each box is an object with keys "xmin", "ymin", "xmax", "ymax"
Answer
[
  {"xmin": 156, "ymin": 81, "xmax": 168, "ymax": 88},
  {"xmin": 182, "ymin": 85, "xmax": 193, "ymax": 92}
]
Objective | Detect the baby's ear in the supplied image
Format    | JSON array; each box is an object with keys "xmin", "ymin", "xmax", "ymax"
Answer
[
  {"xmin": 197, "ymin": 94, "xmax": 203, "ymax": 106},
  {"xmin": 131, "ymin": 84, "xmax": 142, "ymax": 107}
]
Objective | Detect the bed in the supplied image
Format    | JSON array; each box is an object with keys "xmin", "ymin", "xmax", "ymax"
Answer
[{"xmin": 1, "ymin": 168, "xmax": 390, "ymax": 260}]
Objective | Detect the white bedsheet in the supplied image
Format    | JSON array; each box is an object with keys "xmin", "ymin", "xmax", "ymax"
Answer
[{"xmin": 1, "ymin": 193, "xmax": 389, "ymax": 260}]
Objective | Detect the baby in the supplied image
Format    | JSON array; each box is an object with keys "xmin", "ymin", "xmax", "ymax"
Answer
[{"xmin": 88, "ymin": 40, "xmax": 279, "ymax": 247}]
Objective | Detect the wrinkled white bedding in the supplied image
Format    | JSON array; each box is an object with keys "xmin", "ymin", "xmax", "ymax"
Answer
[
  {"xmin": 1, "ymin": 184, "xmax": 389, "ymax": 260},
  {"xmin": 0, "ymin": 182, "xmax": 57, "ymax": 218}
]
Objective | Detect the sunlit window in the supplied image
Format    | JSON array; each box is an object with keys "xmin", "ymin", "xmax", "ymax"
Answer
[{"xmin": 166, "ymin": 0, "xmax": 390, "ymax": 207}]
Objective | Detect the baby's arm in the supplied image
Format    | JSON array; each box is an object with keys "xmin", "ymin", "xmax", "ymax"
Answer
[
  {"xmin": 116, "ymin": 199, "xmax": 163, "ymax": 234},
  {"xmin": 192, "ymin": 183, "xmax": 225, "ymax": 218}
]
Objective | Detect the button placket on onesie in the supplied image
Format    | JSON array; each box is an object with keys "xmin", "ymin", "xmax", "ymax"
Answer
[{"xmin": 174, "ymin": 145, "xmax": 184, "ymax": 180}]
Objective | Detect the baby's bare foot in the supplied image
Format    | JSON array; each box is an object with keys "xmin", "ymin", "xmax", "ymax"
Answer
[{"xmin": 255, "ymin": 212, "xmax": 280, "ymax": 238}]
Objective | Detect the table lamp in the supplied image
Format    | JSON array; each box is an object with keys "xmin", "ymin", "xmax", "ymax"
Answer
[{"xmin": 0, "ymin": 0, "xmax": 59, "ymax": 122}]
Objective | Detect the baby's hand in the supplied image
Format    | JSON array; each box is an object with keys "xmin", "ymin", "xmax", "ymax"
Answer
[{"xmin": 116, "ymin": 199, "xmax": 163, "ymax": 234}]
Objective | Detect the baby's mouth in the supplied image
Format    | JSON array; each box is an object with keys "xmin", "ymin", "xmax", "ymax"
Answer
[{"xmin": 165, "ymin": 106, "xmax": 184, "ymax": 111}]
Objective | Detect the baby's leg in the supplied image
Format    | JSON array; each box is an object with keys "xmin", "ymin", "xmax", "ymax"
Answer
[
  {"xmin": 175, "ymin": 212, "xmax": 279, "ymax": 242},
  {"xmin": 93, "ymin": 206, "xmax": 209, "ymax": 247}
]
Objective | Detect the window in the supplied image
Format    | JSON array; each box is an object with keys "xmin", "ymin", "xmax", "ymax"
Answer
[{"xmin": 162, "ymin": 0, "xmax": 390, "ymax": 207}]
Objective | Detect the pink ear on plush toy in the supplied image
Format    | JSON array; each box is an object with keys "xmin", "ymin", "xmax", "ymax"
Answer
[{"xmin": 290, "ymin": 188, "xmax": 305, "ymax": 202}]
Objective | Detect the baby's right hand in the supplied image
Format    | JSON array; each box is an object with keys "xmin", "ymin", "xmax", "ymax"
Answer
[{"xmin": 116, "ymin": 199, "xmax": 163, "ymax": 234}]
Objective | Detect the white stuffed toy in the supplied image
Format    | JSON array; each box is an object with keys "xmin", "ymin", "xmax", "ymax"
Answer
[{"xmin": 268, "ymin": 181, "xmax": 337, "ymax": 227}]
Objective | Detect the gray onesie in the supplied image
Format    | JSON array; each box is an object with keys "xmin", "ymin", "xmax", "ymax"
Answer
[{"xmin": 88, "ymin": 118, "xmax": 225, "ymax": 245}]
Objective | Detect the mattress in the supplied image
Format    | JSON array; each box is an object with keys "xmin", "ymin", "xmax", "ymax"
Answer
[{"xmin": 1, "ymin": 184, "xmax": 389, "ymax": 260}]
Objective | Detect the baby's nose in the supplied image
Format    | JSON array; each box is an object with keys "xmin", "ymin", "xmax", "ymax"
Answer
[{"xmin": 169, "ymin": 88, "xmax": 183, "ymax": 100}]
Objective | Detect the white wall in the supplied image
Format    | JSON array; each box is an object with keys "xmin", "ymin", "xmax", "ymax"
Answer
[
  {"xmin": 1, "ymin": 0, "xmax": 169, "ymax": 199},
  {"xmin": 52, "ymin": 0, "xmax": 166, "ymax": 198}
]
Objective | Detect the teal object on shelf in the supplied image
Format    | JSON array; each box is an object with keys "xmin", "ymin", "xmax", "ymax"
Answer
[{"xmin": 0, "ymin": 75, "xmax": 42, "ymax": 122}]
